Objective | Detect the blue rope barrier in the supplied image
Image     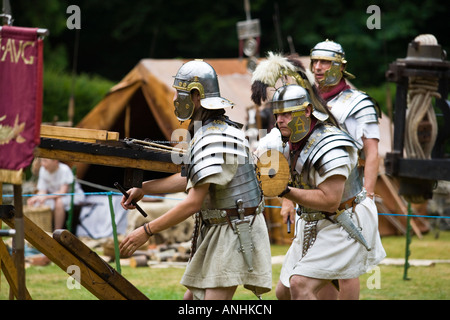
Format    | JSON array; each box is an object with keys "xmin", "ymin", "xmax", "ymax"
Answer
[
  {"xmin": 262, "ymin": 205, "xmax": 450, "ymax": 219},
  {"xmin": 3, "ymin": 192, "xmax": 450, "ymax": 219}
]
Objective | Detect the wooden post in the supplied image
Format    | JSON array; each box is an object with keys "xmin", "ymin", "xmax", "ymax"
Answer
[
  {"xmin": 0, "ymin": 240, "xmax": 32, "ymax": 299},
  {"xmin": 13, "ymin": 184, "xmax": 26, "ymax": 300}
]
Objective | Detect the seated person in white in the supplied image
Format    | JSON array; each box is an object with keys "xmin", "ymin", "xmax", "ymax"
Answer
[{"xmin": 27, "ymin": 158, "xmax": 85, "ymax": 230}]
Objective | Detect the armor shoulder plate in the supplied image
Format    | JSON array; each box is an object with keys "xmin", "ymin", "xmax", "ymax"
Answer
[
  {"xmin": 315, "ymin": 147, "xmax": 353, "ymax": 176},
  {"xmin": 328, "ymin": 89, "xmax": 381, "ymax": 125},
  {"xmin": 298, "ymin": 124, "xmax": 359, "ymax": 178},
  {"xmin": 187, "ymin": 120, "xmax": 249, "ymax": 185}
]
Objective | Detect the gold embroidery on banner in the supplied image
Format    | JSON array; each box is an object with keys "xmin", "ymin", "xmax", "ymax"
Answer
[
  {"xmin": 0, "ymin": 114, "xmax": 26, "ymax": 145},
  {"xmin": 0, "ymin": 38, "xmax": 36, "ymax": 65}
]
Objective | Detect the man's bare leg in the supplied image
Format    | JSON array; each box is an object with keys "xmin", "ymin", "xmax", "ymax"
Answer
[
  {"xmin": 275, "ymin": 280, "xmax": 291, "ymax": 300},
  {"xmin": 317, "ymin": 281, "xmax": 338, "ymax": 299},
  {"xmin": 338, "ymin": 278, "xmax": 360, "ymax": 300},
  {"xmin": 289, "ymin": 275, "xmax": 330, "ymax": 300},
  {"xmin": 53, "ymin": 197, "xmax": 66, "ymax": 230},
  {"xmin": 183, "ymin": 289, "xmax": 193, "ymax": 300},
  {"xmin": 204, "ymin": 286, "xmax": 237, "ymax": 300}
]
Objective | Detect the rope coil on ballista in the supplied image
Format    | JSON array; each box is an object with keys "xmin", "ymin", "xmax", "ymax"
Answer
[
  {"xmin": 405, "ymin": 76, "xmax": 440, "ymax": 159},
  {"xmin": 404, "ymin": 34, "xmax": 442, "ymax": 160}
]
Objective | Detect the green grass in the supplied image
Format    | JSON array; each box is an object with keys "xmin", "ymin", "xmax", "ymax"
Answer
[
  {"xmin": 359, "ymin": 230, "xmax": 450, "ymax": 300},
  {"xmin": 1, "ymin": 231, "xmax": 449, "ymax": 300}
]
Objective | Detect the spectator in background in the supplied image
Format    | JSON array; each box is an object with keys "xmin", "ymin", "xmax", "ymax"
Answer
[{"xmin": 27, "ymin": 158, "xmax": 85, "ymax": 230}]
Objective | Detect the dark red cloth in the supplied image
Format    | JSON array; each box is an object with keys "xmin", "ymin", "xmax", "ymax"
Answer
[
  {"xmin": 320, "ymin": 79, "xmax": 350, "ymax": 101},
  {"xmin": 0, "ymin": 26, "xmax": 43, "ymax": 171}
]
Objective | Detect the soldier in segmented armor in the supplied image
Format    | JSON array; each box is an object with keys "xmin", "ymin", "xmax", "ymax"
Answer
[
  {"xmin": 310, "ymin": 40, "xmax": 382, "ymax": 299},
  {"xmin": 252, "ymin": 53, "xmax": 385, "ymax": 300},
  {"xmin": 310, "ymin": 39, "xmax": 381, "ymax": 198},
  {"xmin": 119, "ymin": 60, "xmax": 272, "ymax": 300}
]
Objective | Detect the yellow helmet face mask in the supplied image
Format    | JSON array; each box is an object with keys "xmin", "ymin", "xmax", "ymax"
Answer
[
  {"xmin": 287, "ymin": 108, "xmax": 311, "ymax": 143},
  {"xmin": 272, "ymin": 85, "xmax": 312, "ymax": 143},
  {"xmin": 172, "ymin": 60, "xmax": 234, "ymax": 122},
  {"xmin": 320, "ymin": 60, "xmax": 344, "ymax": 87},
  {"xmin": 173, "ymin": 78, "xmax": 205, "ymax": 121}
]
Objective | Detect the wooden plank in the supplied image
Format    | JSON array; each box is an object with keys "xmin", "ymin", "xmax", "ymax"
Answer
[
  {"xmin": 53, "ymin": 229, "xmax": 148, "ymax": 300},
  {"xmin": 2, "ymin": 215, "xmax": 127, "ymax": 300},
  {"xmin": 34, "ymin": 148, "xmax": 180, "ymax": 173},
  {"xmin": 13, "ymin": 185, "xmax": 26, "ymax": 300},
  {"xmin": 375, "ymin": 197, "xmax": 406, "ymax": 235},
  {"xmin": 379, "ymin": 174, "xmax": 423, "ymax": 239},
  {"xmin": 396, "ymin": 158, "xmax": 450, "ymax": 181},
  {"xmin": 40, "ymin": 125, "xmax": 119, "ymax": 143}
]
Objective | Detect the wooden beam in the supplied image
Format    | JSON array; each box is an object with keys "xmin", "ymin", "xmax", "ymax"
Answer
[
  {"xmin": 379, "ymin": 174, "xmax": 423, "ymax": 239},
  {"xmin": 40, "ymin": 125, "xmax": 119, "ymax": 143},
  {"xmin": 34, "ymin": 148, "xmax": 180, "ymax": 173},
  {"xmin": 0, "ymin": 240, "xmax": 32, "ymax": 300},
  {"xmin": 2, "ymin": 215, "xmax": 127, "ymax": 300},
  {"xmin": 53, "ymin": 230, "xmax": 148, "ymax": 300}
]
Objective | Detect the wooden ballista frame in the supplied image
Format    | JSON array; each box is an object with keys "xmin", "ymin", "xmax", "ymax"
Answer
[
  {"xmin": 1, "ymin": 207, "xmax": 147, "ymax": 300},
  {"xmin": 1, "ymin": 125, "xmax": 182, "ymax": 299}
]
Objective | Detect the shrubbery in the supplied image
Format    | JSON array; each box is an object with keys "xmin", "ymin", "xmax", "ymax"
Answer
[{"xmin": 42, "ymin": 68, "xmax": 114, "ymax": 125}]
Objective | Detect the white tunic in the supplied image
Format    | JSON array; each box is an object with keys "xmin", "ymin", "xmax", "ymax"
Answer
[
  {"xmin": 182, "ymin": 139, "xmax": 272, "ymax": 299},
  {"xmin": 279, "ymin": 174, "xmax": 386, "ymax": 284}
]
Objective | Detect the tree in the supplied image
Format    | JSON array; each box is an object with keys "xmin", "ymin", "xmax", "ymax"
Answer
[{"xmin": 10, "ymin": 0, "xmax": 449, "ymax": 87}]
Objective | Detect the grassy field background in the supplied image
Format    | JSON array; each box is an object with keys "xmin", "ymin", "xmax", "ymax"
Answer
[{"xmin": 1, "ymin": 230, "xmax": 449, "ymax": 300}]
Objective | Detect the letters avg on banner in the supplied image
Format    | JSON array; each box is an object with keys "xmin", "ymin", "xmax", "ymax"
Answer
[{"xmin": 0, "ymin": 26, "xmax": 44, "ymax": 182}]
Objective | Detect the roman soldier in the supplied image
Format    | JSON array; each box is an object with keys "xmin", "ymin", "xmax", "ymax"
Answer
[
  {"xmin": 252, "ymin": 53, "xmax": 385, "ymax": 299},
  {"xmin": 120, "ymin": 60, "xmax": 272, "ymax": 300}
]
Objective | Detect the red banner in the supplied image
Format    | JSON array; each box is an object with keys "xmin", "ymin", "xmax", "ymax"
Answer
[{"xmin": 0, "ymin": 26, "xmax": 43, "ymax": 182}]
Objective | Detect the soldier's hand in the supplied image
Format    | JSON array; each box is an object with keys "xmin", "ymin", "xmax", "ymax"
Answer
[
  {"xmin": 280, "ymin": 197, "xmax": 296, "ymax": 225},
  {"xmin": 120, "ymin": 187, "xmax": 144, "ymax": 210}
]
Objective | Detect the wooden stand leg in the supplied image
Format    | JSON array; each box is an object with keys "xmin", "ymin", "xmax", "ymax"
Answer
[
  {"xmin": 13, "ymin": 184, "xmax": 26, "ymax": 300},
  {"xmin": 0, "ymin": 240, "xmax": 32, "ymax": 300}
]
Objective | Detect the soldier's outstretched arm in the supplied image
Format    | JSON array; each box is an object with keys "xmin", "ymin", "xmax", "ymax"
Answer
[{"xmin": 121, "ymin": 172, "xmax": 187, "ymax": 210}]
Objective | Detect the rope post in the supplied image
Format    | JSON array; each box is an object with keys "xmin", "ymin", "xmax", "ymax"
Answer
[
  {"xmin": 107, "ymin": 192, "xmax": 121, "ymax": 274},
  {"xmin": 403, "ymin": 202, "xmax": 412, "ymax": 280}
]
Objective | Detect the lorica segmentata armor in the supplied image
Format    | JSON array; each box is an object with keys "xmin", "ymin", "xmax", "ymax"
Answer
[
  {"xmin": 292, "ymin": 123, "xmax": 362, "ymax": 201},
  {"xmin": 327, "ymin": 89, "xmax": 381, "ymax": 133},
  {"xmin": 187, "ymin": 119, "xmax": 263, "ymax": 271}
]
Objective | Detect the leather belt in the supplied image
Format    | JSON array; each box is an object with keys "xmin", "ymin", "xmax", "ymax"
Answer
[
  {"xmin": 300, "ymin": 190, "xmax": 366, "ymax": 221},
  {"xmin": 337, "ymin": 189, "xmax": 367, "ymax": 214},
  {"xmin": 201, "ymin": 200, "xmax": 264, "ymax": 226},
  {"xmin": 358, "ymin": 158, "xmax": 365, "ymax": 167},
  {"xmin": 299, "ymin": 212, "xmax": 326, "ymax": 222},
  {"xmin": 223, "ymin": 206, "xmax": 259, "ymax": 216},
  {"xmin": 203, "ymin": 210, "xmax": 256, "ymax": 226},
  {"xmin": 338, "ymin": 196, "xmax": 357, "ymax": 212}
]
